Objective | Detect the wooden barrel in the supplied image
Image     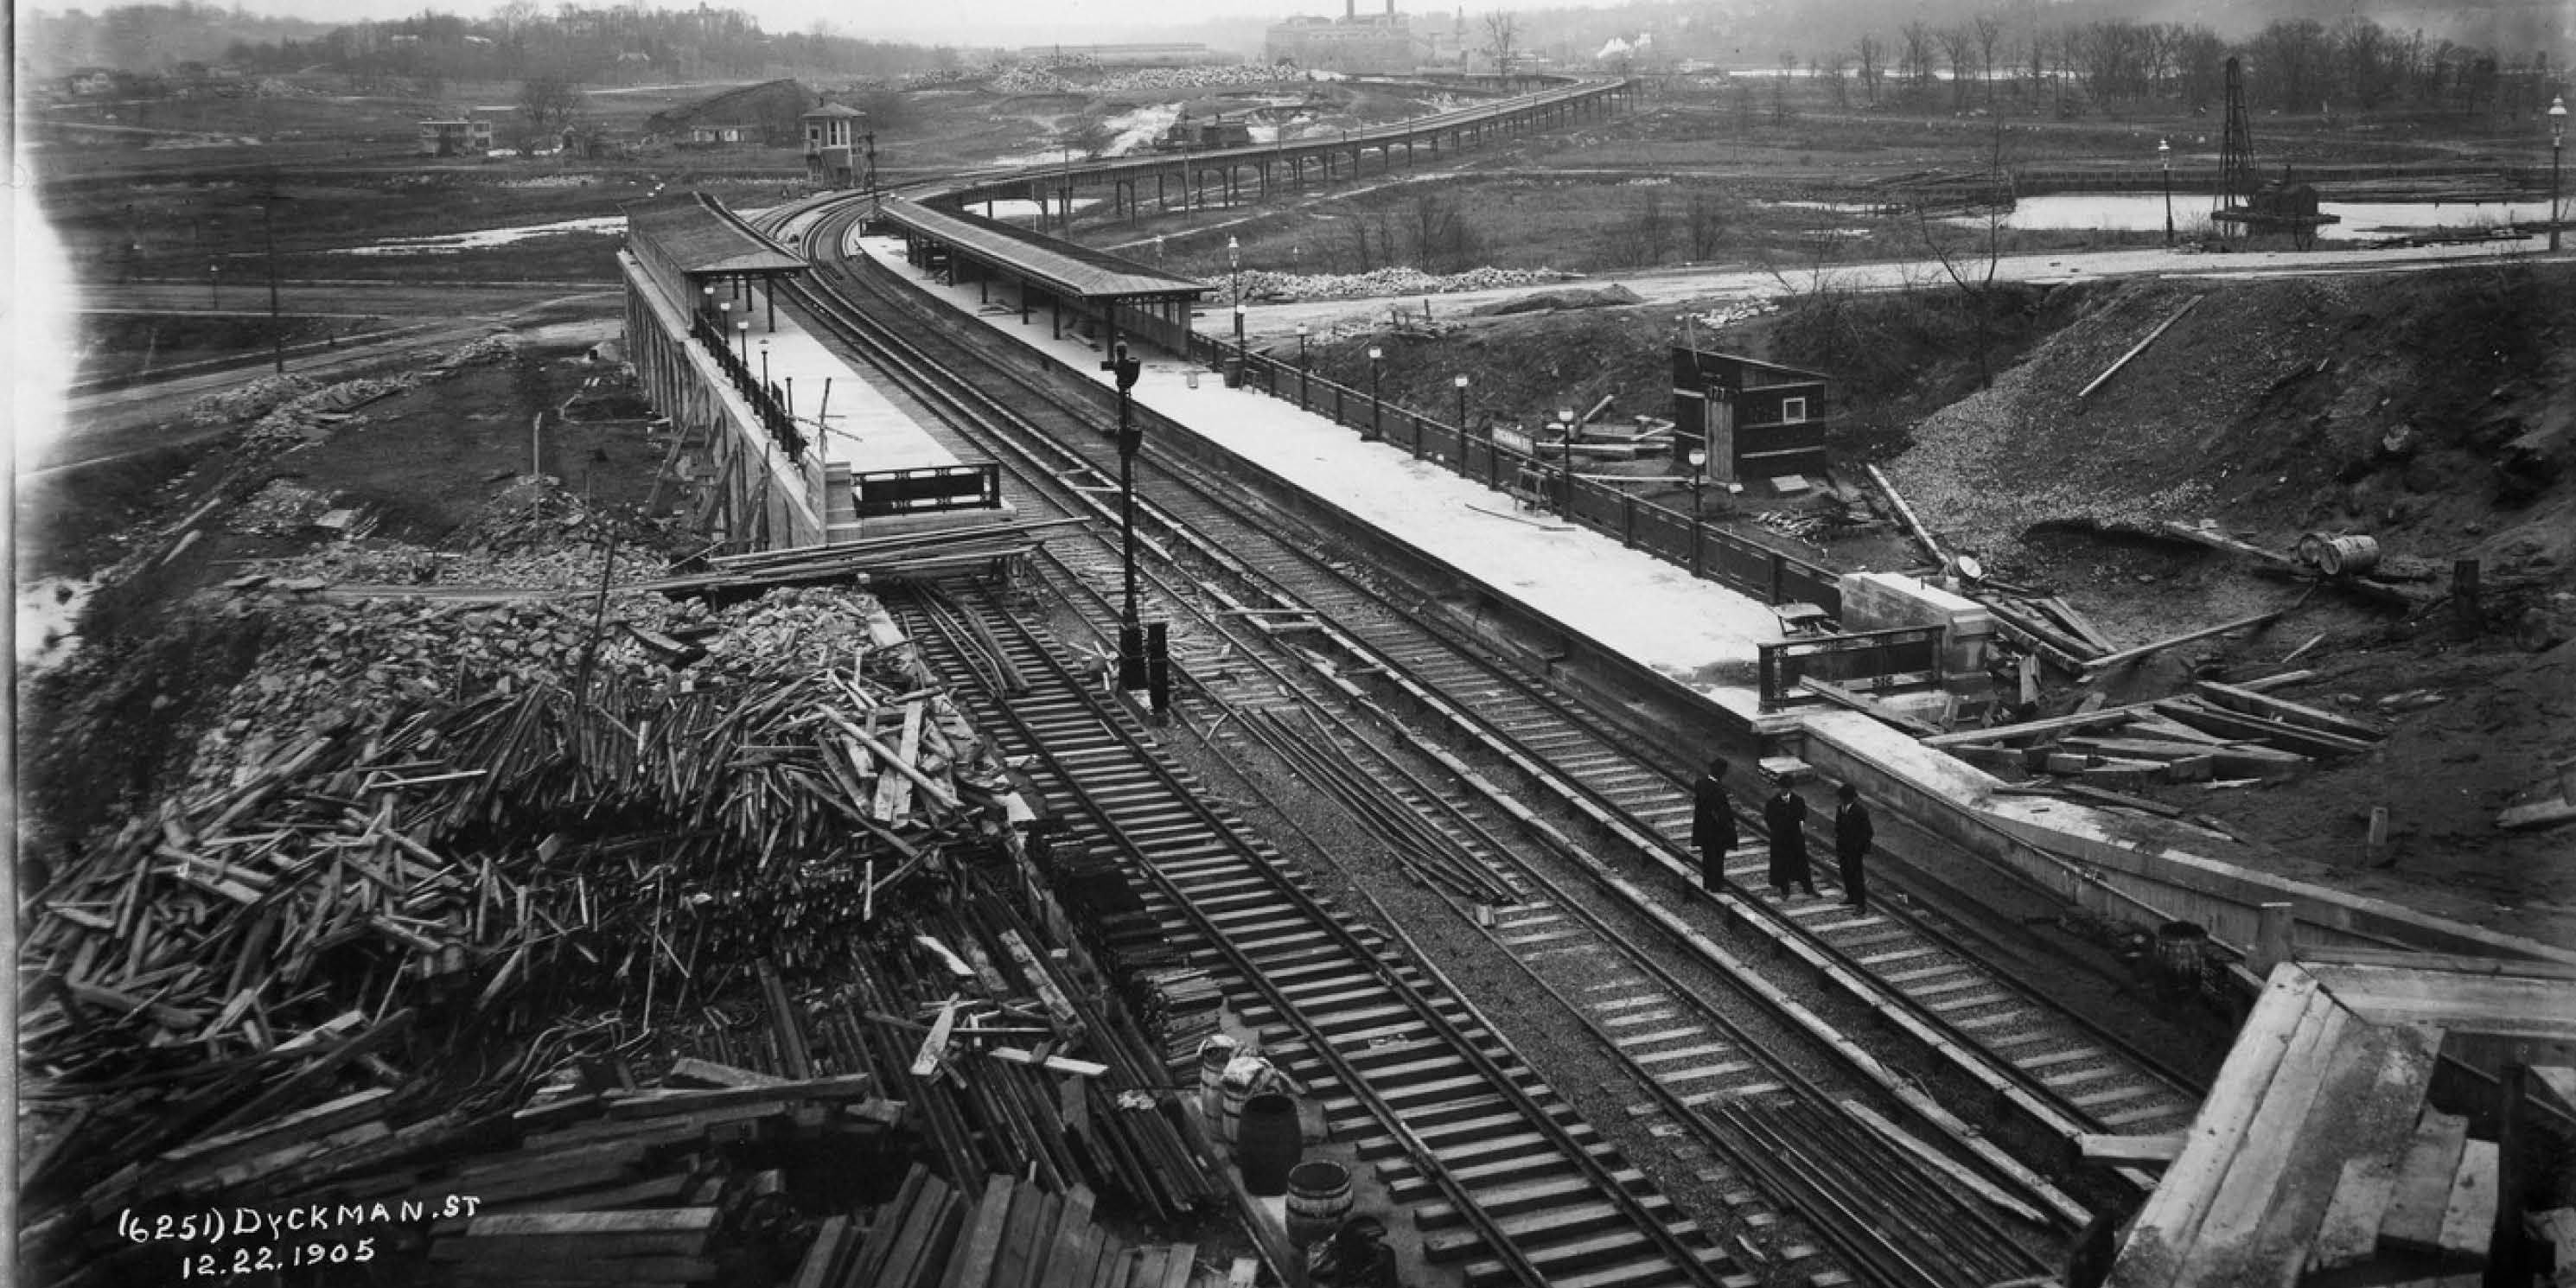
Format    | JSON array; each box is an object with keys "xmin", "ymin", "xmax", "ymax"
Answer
[
  {"xmin": 1236, "ymin": 1094, "xmax": 1301, "ymax": 1196},
  {"xmin": 2317, "ymin": 535, "xmax": 2381, "ymax": 577},
  {"xmin": 1285, "ymin": 1160, "xmax": 1354, "ymax": 1245},
  {"xmin": 2154, "ymin": 921, "xmax": 2209, "ymax": 992},
  {"xmin": 2295, "ymin": 531, "xmax": 2331, "ymax": 568},
  {"xmin": 1215, "ymin": 1055, "xmax": 1271, "ymax": 1146}
]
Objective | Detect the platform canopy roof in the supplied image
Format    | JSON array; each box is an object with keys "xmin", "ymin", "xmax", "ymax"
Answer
[
  {"xmin": 888, "ymin": 198, "xmax": 1209, "ymax": 303},
  {"xmin": 626, "ymin": 193, "xmax": 808, "ymax": 279}
]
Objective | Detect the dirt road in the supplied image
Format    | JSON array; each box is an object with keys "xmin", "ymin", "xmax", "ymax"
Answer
[{"xmin": 1232, "ymin": 237, "xmax": 2564, "ymax": 342}]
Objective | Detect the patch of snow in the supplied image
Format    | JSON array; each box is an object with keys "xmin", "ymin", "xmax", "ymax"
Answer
[
  {"xmin": 328, "ymin": 216, "xmax": 623, "ymax": 256},
  {"xmin": 17, "ymin": 576, "xmax": 97, "ymax": 674}
]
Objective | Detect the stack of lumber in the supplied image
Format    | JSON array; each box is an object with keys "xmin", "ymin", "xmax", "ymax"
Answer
[
  {"xmin": 1925, "ymin": 673, "xmax": 2387, "ymax": 791},
  {"xmin": 832, "ymin": 874, "xmax": 1223, "ymax": 1221},
  {"xmin": 16, "ymin": 585, "xmax": 1027, "ymax": 1250},
  {"xmin": 793, "ymin": 1165, "xmax": 1229, "ymax": 1288},
  {"xmin": 2114, "ymin": 967, "xmax": 2452, "ymax": 1285},
  {"xmin": 28, "ymin": 1059, "xmax": 908, "ymax": 1288},
  {"xmin": 1045, "ymin": 843, "xmax": 1184, "ymax": 985},
  {"xmin": 1977, "ymin": 592, "xmax": 2121, "ymax": 673},
  {"xmin": 641, "ymin": 518, "xmax": 1088, "ymax": 594},
  {"xmin": 1138, "ymin": 968, "xmax": 1227, "ymax": 1074}
]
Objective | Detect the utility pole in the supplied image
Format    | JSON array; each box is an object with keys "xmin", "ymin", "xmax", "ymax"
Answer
[
  {"xmin": 1102, "ymin": 343, "xmax": 1147, "ymax": 691},
  {"xmin": 262, "ymin": 204, "xmax": 284, "ymax": 373}
]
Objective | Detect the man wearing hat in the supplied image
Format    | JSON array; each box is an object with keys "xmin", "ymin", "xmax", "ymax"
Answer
[
  {"xmin": 1690, "ymin": 756, "xmax": 1738, "ymax": 896},
  {"xmin": 1834, "ymin": 782, "xmax": 1873, "ymax": 912},
  {"xmin": 1763, "ymin": 774, "xmax": 1818, "ymax": 900}
]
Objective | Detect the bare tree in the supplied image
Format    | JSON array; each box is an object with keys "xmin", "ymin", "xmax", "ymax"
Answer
[
  {"xmin": 516, "ymin": 73, "xmax": 583, "ymax": 147},
  {"xmin": 1687, "ymin": 192, "xmax": 1727, "ymax": 260},
  {"xmin": 1824, "ymin": 51, "xmax": 1852, "ymax": 108},
  {"xmin": 1972, "ymin": 12, "xmax": 2003, "ymax": 109},
  {"xmin": 1913, "ymin": 114, "xmax": 2013, "ymax": 386},
  {"xmin": 1610, "ymin": 188, "xmax": 1670, "ymax": 267},
  {"xmin": 1482, "ymin": 11, "xmax": 1520, "ymax": 80},
  {"xmin": 1901, "ymin": 22, "xmax": 1936, "ymax": 97},
  {"xmin": 1855, "ymin": 33, "xmax": 1884, "ymax": 105},
  {"xmin": 1938, "ymin": 24, "xmax": 1977, "ymax": 109}
]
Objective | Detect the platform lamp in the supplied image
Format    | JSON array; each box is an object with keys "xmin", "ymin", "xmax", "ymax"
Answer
[
  {"xmin": 736, "ymin": 320, "xmax": 750, "ymax": 365},
  {"xmin": 2551, "ymin": 96, "xmax": 2566, "ymax": 254},
  {"xmin": 1227, "ymin": 235, "xmax": 1245, "ymax": 354},
  {"xmin": 702, "ymin": 284, "xmax": 715, "ymax": 320},
  {"xmin": 1556, "ymin": 407, "xmax": 1578, "ymax": 513},
  {"xmin": 759, "ymin": 337, "xmax": 770, "ymax": 389},
  {"xmin": 1687, "ymin": 447, "xmax": 1709, "ymax": 577},
  {"xmin": 1453, "ymin": 373, "xmax": 1470, "ymax": 434},
  {"xmin": 1367, "ymin": 345, "xmax": 1384, "ymax": 441},
  {"xmin": 1101, "ymin": 342, "xmax": 1148, "ymax": 692},
  {"xmin": 209, "ymin": 262, "xmax": 221, "ymax": 309},
  {"xmin": 2158, "ymin": 137, "xmax": 2173, "ymax": 248}
]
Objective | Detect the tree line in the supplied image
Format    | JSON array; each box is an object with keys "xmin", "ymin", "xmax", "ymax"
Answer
[{"xmin": 1820, "ymin": 14, "xmax": 2556, "ymax": 120}]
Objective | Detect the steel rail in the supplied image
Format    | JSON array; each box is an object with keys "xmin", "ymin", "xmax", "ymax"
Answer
[{"xmin": 904, "ymin": 589, "xmax": 1734, "ymax": 1288}]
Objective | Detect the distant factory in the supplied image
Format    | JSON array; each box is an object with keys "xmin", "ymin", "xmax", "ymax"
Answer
[{"xmin": 1266, "ymin": 0, "xmax": 1444, "ymax": 76}]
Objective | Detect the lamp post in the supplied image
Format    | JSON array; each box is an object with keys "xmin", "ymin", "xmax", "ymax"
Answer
[
  {"xmin": 1686, "ymin": 447, "xmax": 1708, "ymax": 577},
  {"xmin": 718, "ymin": 299, "xmax": 733, "ymax": 341},
  {"xmin": 1227, "ymin": 234, "xmax": 1245, "ymax": 354},
  {"xmin": 2158, "ymin": 137, "xmax": 2173, "ymax": 248},
  {"xmin": 759, "ymin": 337, "xmax": 770, "ymax": 389},
  {"xmin": 208, "ymin": 263, "xmax": 220, "ymax": 309},
  {"xmin": 1297, "ymin": 322, "xmax": 1311, "ymax": 405},
  {"xmin": 260, "ymin": 204, "xmax": 284, "ymax": 373},
  {"xmin": 1101, "ymin": 343, "xmax": 1147, "ymax": 690},
  {"xmin": 1556, "ymin": 407, "xmax": 1577, "ymax": 514},
  {"xmin": 2551, "ymin": 96, "xmax": 2567, "ymax": 254},
  {"xmin": 736, "ymin": 320, "xmax": 749, "ymax": 365},
  {"xmin": 1453, "ymin": 373, "xmax": 1470, "ymax": 435},
  {"xmin": 1367, "ymin": 345, "xmax": 1384, "ymax": 441}
]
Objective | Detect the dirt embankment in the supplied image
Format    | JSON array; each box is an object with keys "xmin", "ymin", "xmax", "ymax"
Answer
[{"xmin": 1882, "ymin": 259, "xmax": 2576, "ymax": 936}]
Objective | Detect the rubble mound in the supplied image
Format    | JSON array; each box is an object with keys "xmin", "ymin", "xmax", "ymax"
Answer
[
  {"xmin": 1473, "ymin": 284, "xmax": 1644, "ymax": 316},
  {"xmin": 1243, "ymin": 263, "xmax": 1580, "ymax": 303},
  {"xmin": 184, "ymin": 373, "xmax": 318, "ymax": 426}
]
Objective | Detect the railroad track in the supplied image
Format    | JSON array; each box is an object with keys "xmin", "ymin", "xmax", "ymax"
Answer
[
  {"xmin": 749, "ymin": 200, "xmax": 2211, "ymax": 1274},
  {"xmin": 783, "ymin": 205, "xmax": 2202, "ymax": 1150},
  {"xmin": 900, "ymin": 587, "xmax": 1744, "ymax": 1288}
]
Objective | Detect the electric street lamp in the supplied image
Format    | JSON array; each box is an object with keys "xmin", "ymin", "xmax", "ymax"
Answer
[
  {"xmin": 1101, "ymin": 343, "xmax": 1146, "ymax": 691},
  {"xmin": 2158, "ymin": 137, "xmax": 2173, "ymax": 248},
  {"xmin": 759, "ymin": 337, "xmax": 770, "ymax": 389},
  {"xmin": 736, "ymin": 320, "xmax": 749, "ymax": 365},
  {"xmin": 1297, "ymin": 322, "xmax": 1312, "ymax": 405},
  {"xmin": 1453, "ymin": 373, "xmax": 1470, "ymax": 435},
  {"xmin": 1227, "ymin": 235, "xmax": 1245, "ymax": 354},
  {"xmin": 259, "ymin": 204, "xmax": 284, "ymax": 373},
  {"xmin": 1556, "ymin": 407, "xmax": 1578, "ymax": 514},
  {"xmin": 1687, "ymin": 447, "xmax": 1709, "ymax": 577},
  {"xmin": 2551, "ymin": 96, "xmax": 2566, "ymax": 254},
  {"xmin": 209, "ymin": 263, "xmax": 221, "ymax": 309},
  {"xmin": 703, "ymin": 284, "xmax": 715, "ymax": 319},
  {"xmin": 1367, "ymin": 345, "xmax": 1384, "ymax": 441}
]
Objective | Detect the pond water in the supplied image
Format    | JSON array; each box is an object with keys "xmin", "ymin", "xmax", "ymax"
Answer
[
  {"xmin": 330, "ymin": 216, "xmax": 625, "ymax": 255},
  {"xmin": 1959, "ymin": 192, "xmax": 2556, "ymax": 241}
]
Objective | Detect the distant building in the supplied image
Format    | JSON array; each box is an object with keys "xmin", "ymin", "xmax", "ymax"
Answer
[
  {"xmin": 802, "ymin": 101, "xmax": 870, "ymax": 188},
  {"xmin": 63, "ymin": 67, "xmax": 119, "ymax": 97},
  {"xmin": 1266, "ymin": 0, "xmax": 1425, "ymax": 75},
  {"xmin": 644, "ymin": 79, "xmax": 811, "ymax": 149},
  {"xmin": 418, "ymin": 118, "xmax": 495, "ymax": 156},
  {"xmin": 1016, "ymin": 43, "xmax": 1222, "ymax": 67},
  {"xmin": 1669, "ymin": 348, "xmax": 1833, "ymax": 487}
]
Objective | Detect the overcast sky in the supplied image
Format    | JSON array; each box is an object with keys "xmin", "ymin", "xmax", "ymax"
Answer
[{"xmin": 197, "ymin": 0, "xmax": 1545, "ymax": 44}]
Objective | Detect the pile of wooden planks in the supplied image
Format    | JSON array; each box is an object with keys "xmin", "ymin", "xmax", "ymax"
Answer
[
  {"xmin": 1926, "ymin": 673, "xmax": 2388, "ymax": 791},
  {"xmin": 790, "ymin": 1164, "xmax": 1234, "ymax": 1288},
  {"xmin": 29, "ymin": 1058, "xmax": 909, "ymax": 1288},
  {"xmin": 2116, "ymin": 967, "xmax": 2455, "ymax": 1285}
]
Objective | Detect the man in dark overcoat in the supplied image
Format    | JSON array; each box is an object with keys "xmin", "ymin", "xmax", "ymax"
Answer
[
  {"xmin": 1834, "ymin": 782, "xmax": 1873, "ymax": 912},
  {"xmin": 1689, "ymin": 757, "xmax": 1738, "ymax": 896},
  {"xmin": 1763, "ymin": 778, "xmax": 1817, "ymax": 899}
]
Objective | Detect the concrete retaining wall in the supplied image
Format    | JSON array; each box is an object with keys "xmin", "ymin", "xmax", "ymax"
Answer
[{"xmin": 622, "ymin": 252, "xmax": 827, "ymax": 551}]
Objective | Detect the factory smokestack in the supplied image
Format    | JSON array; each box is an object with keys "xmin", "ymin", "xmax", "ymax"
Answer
[{"xmin": 1345, "ymin": 0, "xmax": 1354, "ymax": 18}]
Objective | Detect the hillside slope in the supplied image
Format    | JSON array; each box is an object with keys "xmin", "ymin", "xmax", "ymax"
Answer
[{"xmin": 1887, "ymin": 260, "xmax": 2576, "ymax": 940}]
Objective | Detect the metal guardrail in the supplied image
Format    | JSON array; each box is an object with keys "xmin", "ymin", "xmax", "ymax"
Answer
[
  {"xmin": 1756, "ymin": 624, "xmax": 1945, "ymax": 711},
  {"xmin": 853, "ymin": 463, "xmax": 1004, "ymax": 516},
  {"xmin": 1135, "ymin": 320, "xmax": 1846, "ymax": 617},
  {"xmin": 691, "ymin": 309, "xmax": 807, "ymax": 461}
]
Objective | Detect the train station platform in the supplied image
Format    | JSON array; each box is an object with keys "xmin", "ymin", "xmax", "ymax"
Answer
[
  {"xmin": 832, "ymin": 230, "xmax": 2576, "ymax": 973},
  {"xmin": 847, "ymin": 232, "xmax": 1790, "ymax": 731}
]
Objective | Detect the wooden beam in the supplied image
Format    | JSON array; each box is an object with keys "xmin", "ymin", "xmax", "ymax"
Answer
[
  {"xmin": 2083, "ymin": 595, "xmax": 2307, "ymax": 674},
  {"xmin": 2076, "ymin": 1132, "xmax": 2185, "ymax": 1167},
  {"xmin": 2378, "ymin": 1109, "xmax": 2473, "ymax": 1254},
  {"xmin": 2194, "ymin": 680, "xmax": 2391, "ymax": 743},
  {"xmin": 1797, "ymin": 677, "xmax": 1946, "ymax": 736},
  {"xmin": 2078, "ymin": 295, "xmax": 2207, "ymax": 402}
]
